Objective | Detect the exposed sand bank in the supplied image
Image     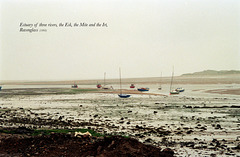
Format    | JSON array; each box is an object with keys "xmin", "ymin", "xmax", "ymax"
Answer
[
  {"xmin": 1, "ymin": 75, "xmax": 240, "ymax": 85},
  {"xmin": 205, "ymin": 88, "xmax": 240, "ymax": 95}
]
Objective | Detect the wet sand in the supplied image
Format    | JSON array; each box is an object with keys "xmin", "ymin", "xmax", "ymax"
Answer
[
  {"xmin": 98, "ymin": 89, "xmax": 167, "ymax": 96},
  {"xmin": 2, "ymin": 74, "xmax": 240, "ymax": 85},
  {"xmin": 205, "ymin": 88, "xmax": 240, "ymax": 95},
  {"xmin": 0, "ymin": 86, "xmax": 240, "ymax": 156}
]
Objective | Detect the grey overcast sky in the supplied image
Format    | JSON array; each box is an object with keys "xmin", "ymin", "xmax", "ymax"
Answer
[{"xmin": 0, "ymin": 0, "xmax": 239, "ymax": 81}]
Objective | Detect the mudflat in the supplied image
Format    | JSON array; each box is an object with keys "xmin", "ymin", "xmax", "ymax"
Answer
[{"xmin": 0, "ymin": 75, "xmax": 240, "ymax": 156}]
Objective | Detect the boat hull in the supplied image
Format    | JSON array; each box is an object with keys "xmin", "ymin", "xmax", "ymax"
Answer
[
  {"xmin": 170, "ymin": 90, "xmax": 179, "ymax": 95},
  {"xmin": 130, "ymin": 84, "xmax": 135, "ymax": 88},
  {"xmin": 103, "ymin": 86, "xmax": 112, "ymax": 90},
  {"xmin": 177, "ymin": 89, "xmax": 184, "ymax": 92},
  {"xmin": 118, "ymin": 94, "xmax": 131, "ymax": 98},
  {"xmin": 176, "ymin": 88, "xmax": 185, "ymax": 92},
  {"xmin": 137, "ymin": 88, "xmax": 149, "ymax": 92}
]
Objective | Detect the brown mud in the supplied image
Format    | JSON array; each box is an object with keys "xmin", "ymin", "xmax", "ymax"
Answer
[{"xmin": 0, "ymin": 127, "xmax": 173, "ymax": 157}]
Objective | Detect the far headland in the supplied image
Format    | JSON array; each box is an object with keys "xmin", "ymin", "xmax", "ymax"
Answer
[{"xmin": 181, "ymin": 70, "xmax": 240, "ymax": 76}]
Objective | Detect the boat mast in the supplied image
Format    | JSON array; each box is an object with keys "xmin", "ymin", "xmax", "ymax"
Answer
[
  {"xmin": 170, "ymin": 67, "xmax": 174, "ymax": 92},
  {"xmin": 104, "ymin": 72, "xmax": 106, "ymax": 86},
  {"xmin": 119, "ymin": 68, "xmax": 122, "ymax": 95},
  {"xmin": 160, "ymin": 72, "xmax": 162, "ymax": 88}
]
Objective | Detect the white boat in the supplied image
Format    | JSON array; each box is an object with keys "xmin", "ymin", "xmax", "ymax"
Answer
[
  {"xmin": 176, "ymin": 87, "xmax": 185, "ymax": 92},
  {"xmin": 170, "ymin": 67, "xmax": 179, "ymax": 95},
  {"xmin": 170, "ymin": 90, "xmax": 179, "ymax": 94},
  {"xmin": 102, "ymin": 72, "xmax": 111, "ymax": 89}
]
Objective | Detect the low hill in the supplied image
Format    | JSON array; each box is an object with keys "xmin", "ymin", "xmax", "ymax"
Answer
[{"xmin": 182, "ymin": 70, "xmax": 240, "ymax": 76}]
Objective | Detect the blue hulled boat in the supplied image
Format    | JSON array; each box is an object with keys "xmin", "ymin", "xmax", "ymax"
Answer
[
  {"xmin": 176, "ymin": 88, "xmax": 185, "ymax": 92},
  {"xmin": 118, "ymin": 68, "xmax": 131, "ymax": 98},
  {"xmin": 118, "ymin": 94, "xmax": 131, "ymax": 98},
  {"xmin": 137, "ymin": 88, "xmax": 149, "ymax": 92}
]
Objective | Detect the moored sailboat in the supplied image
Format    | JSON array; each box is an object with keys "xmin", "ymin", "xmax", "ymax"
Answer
[
  {"xmin": 72, "ymin": 82, "xmax": 78, "ymax": 88},
  {"xmin": 118, "ymin": 68, "xmax": 131, "ymax": 98},
  {"xmin": 102, "ymin": 72, "xmax": 111, "ymax": 89},
  {"xmin": 170, "ymin": 67, "xmax": 179, "ymax": 95},
  {"xmin": 158, "ymin": 72, "xmax": 162, "ymax": 90}
]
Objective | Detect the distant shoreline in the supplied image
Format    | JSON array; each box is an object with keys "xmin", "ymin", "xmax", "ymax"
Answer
[{"xmin": 1, "ymin": 75, "xmax": 240, "ymax": 85}]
